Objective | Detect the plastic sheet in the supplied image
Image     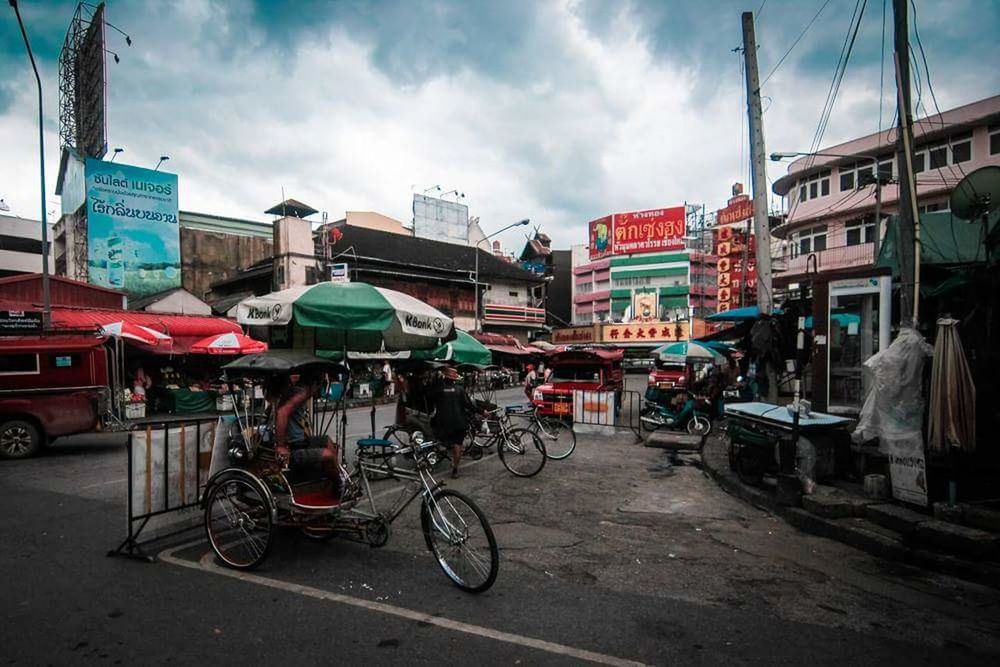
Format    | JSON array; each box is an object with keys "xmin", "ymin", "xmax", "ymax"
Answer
[{"xmin": 853, "ymin": 327, "xmax": 933, "ymax": 453}]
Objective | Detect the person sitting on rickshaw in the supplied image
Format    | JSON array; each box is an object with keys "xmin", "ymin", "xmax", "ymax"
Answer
[{"xmin": 272, "ymin": 373, "xmax": 342, "ymax": 497}]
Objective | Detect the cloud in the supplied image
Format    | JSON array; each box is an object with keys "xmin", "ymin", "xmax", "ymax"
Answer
[{"xmin": 0, "ymin": 0, "xmax": 998, "ymax": 255}]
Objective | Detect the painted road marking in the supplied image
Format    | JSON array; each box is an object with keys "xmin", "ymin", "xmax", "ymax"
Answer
[
  {"xmin": 80, "ymin": 477, "xmax": 127, "ymax": 489},
  {"xmin": 158, "ymin": 542, "xmax": 645, "ymax": 667}
]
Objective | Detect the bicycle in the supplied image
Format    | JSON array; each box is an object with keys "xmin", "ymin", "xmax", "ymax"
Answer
[
  {"xmin": 504, "ymin": 404, "xmax": 577, "ymax": 460},
  {"xmin": 466, "ymin": 406, "xmax": 547, "ymax": 477}
]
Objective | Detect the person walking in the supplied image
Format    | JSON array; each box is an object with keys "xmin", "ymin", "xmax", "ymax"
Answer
[
  {"xmin": 430, "ymin": 366, "xmax": 475, "ymax": 479},
  {"xmin": 523, "ymin": 364, "xmax": 537, "ymax": 400}
]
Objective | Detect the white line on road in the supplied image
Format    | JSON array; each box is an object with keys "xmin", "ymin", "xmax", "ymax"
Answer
[{"xmin": 158, "ymin": 542, "xmax": 645, "ymax": 667}]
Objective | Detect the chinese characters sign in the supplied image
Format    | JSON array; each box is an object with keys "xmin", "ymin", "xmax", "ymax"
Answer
[
  {"xmin": 715, "ymin": 225, "xmax": 757, "ymax": 312},
  {"xmin": 600, "ymin": 320, "xmax": 706, "ymax": 344},
  {"xmin": 588, "ymin": 207, "xmax": 686, "ymax": 260}
]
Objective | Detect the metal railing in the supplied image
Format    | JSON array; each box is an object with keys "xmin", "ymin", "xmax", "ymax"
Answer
[{"xmin": 772, "ymin": 241, "xmax": 875, "ymax": 275}]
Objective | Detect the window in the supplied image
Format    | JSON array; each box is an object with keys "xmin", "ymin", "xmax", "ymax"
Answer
[
  {"xmin": 845, "ymin": 218, "xmax": 876, "ymax": 246},
  {"xmin": 839, "ymin": 170, "xmax": 855, "ymax": 192},
  {"xmin": 796, "ymin": 170, "xmax": 831, "ymax": 202},
  {"xmin": 0, "ymin": 353, "xmax": 39, "ymax": 375},
  {"xmin": 990, "ymin": 125, "xmax": 1000, "ymax": 156},
  {"xmin": 508, "ymin": 291, "xmax": 518, "ymax": 297},
  {"xmin": 918, "ymin": 202, "xmax": 951, "ymax": 214},
  {"xmin": 791, "ymin": 225, "xmax": 827, "ymax": 257},
  {"xmin": 915, "ymin": 132, "xmax": 974, "ymax": 171}
]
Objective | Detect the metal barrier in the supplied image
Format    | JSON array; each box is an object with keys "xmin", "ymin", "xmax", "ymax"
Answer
[
  {"xmin": 108, "ymin": 418, "xmax": 221, "ymax": 561},
  {"xmin": 570, "ymin": 389, "xmax": 643, "ymax": 440}
]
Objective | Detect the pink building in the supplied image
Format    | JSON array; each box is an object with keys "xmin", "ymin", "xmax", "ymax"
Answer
[
  {"xmin": 572, "ymin": 258, "xmax": 611, "ymax": 322},
  {"xmin": 771, "ymin": 95, "xmax": 1000, "ymax": 279}
]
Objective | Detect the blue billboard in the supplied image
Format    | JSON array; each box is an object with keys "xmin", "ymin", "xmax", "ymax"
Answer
[{"xmin": 85, "ymin": 159, "xmax": 180, "ymax": 297}]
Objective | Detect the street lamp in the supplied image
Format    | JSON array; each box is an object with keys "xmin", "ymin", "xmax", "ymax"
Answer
[
  {"xmin": 10, "ymin": 0, "xmax": 51, "ymax": 330},
  {"xmin": 154, "ymin": 155, "xmax": 170, "ymax": 171},
  {"xmin": 770, "ymin": 150, "xmax": 884, "ymax": 261},
  {"xmin": 474, "ymin": 218, "xmax": 530, "ymax": 332},
  {"xmin": 110, "ymin": 147, "xmax": 124, "ymax": 162}
]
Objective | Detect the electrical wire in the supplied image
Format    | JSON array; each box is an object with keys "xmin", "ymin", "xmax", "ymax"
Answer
[
  {"xmin": 807, "ymin": 0, "xmax": 868, "ymax": 162},
  {"xmin": 758, "ymin": 0, "xmax": 833, "ymax": 90}
]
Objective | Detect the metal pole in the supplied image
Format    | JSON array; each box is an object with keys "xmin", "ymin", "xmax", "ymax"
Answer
[
  {"xmin": 474, "ymin": 242, "xmax": 481, "ymax": 332},
  {"xmin": 741, "ymin": 11, "xmax": 773, "ymax": 315},
  {"xmin": 11, "ymin": 0, "xmax": 51, "ymax": 330},
  {"xmin": 872, "ymin": 156, "xmax": 882, "ymax": 263},
  {"xmin": 893, "ymin": 0, "xmax": 917, "ymax": 325}
]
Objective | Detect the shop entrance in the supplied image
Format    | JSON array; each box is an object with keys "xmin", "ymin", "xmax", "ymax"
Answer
[{"xmin": 826, "ymin": 276, "xmax": 891, "ymax": 414}]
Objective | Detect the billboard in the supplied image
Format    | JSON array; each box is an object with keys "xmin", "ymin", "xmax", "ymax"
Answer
[
  {"xmin": 716, "ymin": 194, "xmax": 753, "ymax": 226},
  {"xmin": 412, "ymin": 194, "xmax": 470, "ymax": 245},
  {"xmin": 588, "ymin": 215, "xmax": 613, "ymax": 260},
  {"xmin": 588, "ymin": 207, "xmax": 686, "ymax": 260},
  {"xmin": 86, "ymin": 159, "xmax": 180, "ymax": 297},
  {"xmin": 59, "ymin": 2, "xmax": 108, "ymax": 159}
]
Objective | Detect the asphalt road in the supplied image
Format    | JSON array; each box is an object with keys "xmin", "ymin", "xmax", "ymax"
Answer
[{"xmin": 3, "ymin": 377, "xmax": 1000, "ymax": 665}]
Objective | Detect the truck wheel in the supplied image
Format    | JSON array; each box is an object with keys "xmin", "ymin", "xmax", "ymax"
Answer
[{"xmin": 0, "ymin": 420, "xmax": 43, "ymax": 460}]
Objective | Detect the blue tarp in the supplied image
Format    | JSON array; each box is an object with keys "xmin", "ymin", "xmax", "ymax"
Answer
[
  {"xmin": 706, "ymin": 305, "xmax": 783, "ymax": 322},
  {"xmin": 724, "ymin": 401, "xmax": 851, "ymax": 427}
]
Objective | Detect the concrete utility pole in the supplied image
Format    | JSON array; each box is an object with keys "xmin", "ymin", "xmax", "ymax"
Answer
[
  {"xmin": 741, "ymin": 11, "xmax": 773, "ymax": 316},
  {"xmin": 893, "ymin": 0, "xmax": 918, "ymax": 325}
]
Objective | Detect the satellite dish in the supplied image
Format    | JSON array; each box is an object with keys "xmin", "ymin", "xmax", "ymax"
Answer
[{"xmin": 949, "ymin": 166, "xmax": 1000, "ymax": 221}]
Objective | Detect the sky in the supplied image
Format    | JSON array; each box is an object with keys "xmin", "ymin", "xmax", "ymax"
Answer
[{"xmin": 2, "ymin": 0, "xmax": 998, "ymax": 254}]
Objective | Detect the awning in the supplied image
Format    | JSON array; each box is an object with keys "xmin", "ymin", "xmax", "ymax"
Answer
[
  {"xmin": 486, "ymin": 344, "xmax": 530, "ymax": 356},
  {"xmin": 0, "ymin": 334, "xmax": 106, "ymax": 352},
  {"xmin": 50, "ymin": 308, "xmax": 242, "ymax": 354}
]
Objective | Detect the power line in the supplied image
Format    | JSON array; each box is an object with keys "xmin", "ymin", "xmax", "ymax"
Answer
[
  {"xmin": 758, "ymin": 0, "xmax": 832, "ymax": 89},
  {"xmin": 808, "ymin": 0, "xmax": 869, "ymax": 160}
]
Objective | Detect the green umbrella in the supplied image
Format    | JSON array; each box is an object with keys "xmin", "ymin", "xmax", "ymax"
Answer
[
  {"xmin": 236, "ymin": 282, "xmax": 454, "ymax": 352},
  {"xmin": 652, "ymin": 341, "xmax": 726, "ymax": 364},
  {"xmin": 412, "ymin": 330, "xmax": 492, "ymax": 365}
]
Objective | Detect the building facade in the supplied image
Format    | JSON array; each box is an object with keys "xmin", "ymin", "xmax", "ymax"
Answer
[
  {"xmin": 771, "ymin": 95, "xmax": 1000, "ymax": 280},
  {"xmin": 0, "ymin": 214, "xmax": 54, "ymax": 279}
]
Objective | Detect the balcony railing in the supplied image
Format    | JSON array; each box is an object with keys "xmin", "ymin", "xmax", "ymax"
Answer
[{"xmin": 772, "ymin": 242, "xmax": 875, "ymax": 275}]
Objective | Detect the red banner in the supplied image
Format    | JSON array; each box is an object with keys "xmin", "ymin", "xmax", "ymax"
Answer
[
  {"xmin": 588, "ymin": 215, "xmax": 613, "ymax": 260},
  {"xmin": 714, "ymin": 226, "xmax": 757, "ymax": 312},
  {"xmin": 716, "ymin": 195, "xmax": 753, "ymax": 226},
  {"xmin": 612, "ymin": 206, "xmax": 685, "ymax": 256}
]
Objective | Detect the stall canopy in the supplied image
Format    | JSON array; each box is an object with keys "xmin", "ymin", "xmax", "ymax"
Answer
[
  {"xmin": 411, "ymin": 330, "xmax": 492, "ymax": 365},
  {"xmin": 706, "ymin": 305, "xmax": 783, "ymax": 322},
  {"xmin": 50, "ymin": 308, "xmax": 242, "ymax": 353}
]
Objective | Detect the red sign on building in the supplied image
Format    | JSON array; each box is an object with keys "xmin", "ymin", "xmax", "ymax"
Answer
[
  {"xmin": 612, "ymin": 206, "xmax": 686, "ymax": 256},
  {"xmin": 716, "ymin": 194, "xmax": 753, "ymax": 226},
  {"xmin": 588, "ymin": 215, "xmax": 614, "ymax": 261},
  {"xmin": 714, "ymin": 226, "xmax": 756, "ymax": 312}
]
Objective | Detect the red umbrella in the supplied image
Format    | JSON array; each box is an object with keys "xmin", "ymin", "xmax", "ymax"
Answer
[
  {"xmin": 98, "ymin": 321, "xmax": 173, "ymax": 347},
  {"xmin": 189, "ymin": 332, "xmax": 268, "ymax": 355}
]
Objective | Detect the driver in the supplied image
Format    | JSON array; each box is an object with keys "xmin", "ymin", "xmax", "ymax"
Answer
[{"xmin": 273, "ymin": 372, "xmax": 342, "ymax": 497}]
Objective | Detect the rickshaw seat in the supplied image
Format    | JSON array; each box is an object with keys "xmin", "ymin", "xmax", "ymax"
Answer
[
  {"xmin": 291, "ymin": 487, "xmax": 341, "ymax": 510},
  {"xmin": 357, "ymin": 437, "xmax": 394, "ymax": 448}
]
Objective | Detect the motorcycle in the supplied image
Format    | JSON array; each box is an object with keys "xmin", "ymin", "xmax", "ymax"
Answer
[{"xmin": 639, "ymin": 391, "xmax": 713, "ymax": 436}]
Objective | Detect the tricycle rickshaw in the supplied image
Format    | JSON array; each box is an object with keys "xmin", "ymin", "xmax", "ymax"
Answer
[
  {"xmin": 204, "ymin": 282, "xmax": 501, "ymax": 592},
  {"xmin": 202, "ymin": 350, "xmax": 499, "ymax": 592}
]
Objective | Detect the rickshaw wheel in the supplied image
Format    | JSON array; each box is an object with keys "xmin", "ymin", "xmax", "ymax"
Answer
[
  {"xmin": 204, "ymin": 473, "xmax": 274, "ymax": 570},
  {"xmin": 421, "ymin": 489, "xmax": 499, "ymax": 593}
]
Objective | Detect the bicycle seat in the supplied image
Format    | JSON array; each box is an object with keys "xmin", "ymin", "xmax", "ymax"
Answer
[{"xmin": 357, "ymin": 438, "xmax": 394, "ymax": 448}]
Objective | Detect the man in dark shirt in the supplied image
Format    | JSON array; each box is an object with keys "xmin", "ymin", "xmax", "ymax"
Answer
[
  {"xmin": 430, "ymin": 366, "xmax": 475, "ymax": 479},
  {"xmin": 274, "ymin": 374, "xmax": 341, "ymax": 497}
]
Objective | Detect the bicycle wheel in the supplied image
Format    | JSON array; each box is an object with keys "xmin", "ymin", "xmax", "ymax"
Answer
[
  {"xmin": 420, "ymin": 489, "xmax": 499, "ymax": 593},
  {"xmin": 532, "ymin": 418, "xmax": 576, "ymax": 460},
  {"xmin": 204, "ymin": 474, "xmax": 273, "ymax": 570},
  {"xmin": 497, "ymin": 428, "xmax": 546, "ymax": 477}
]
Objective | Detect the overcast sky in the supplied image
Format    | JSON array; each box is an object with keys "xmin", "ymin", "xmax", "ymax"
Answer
[{"xmin": 2, "ymin": 0, "xmax": 998, "ymax": 253}]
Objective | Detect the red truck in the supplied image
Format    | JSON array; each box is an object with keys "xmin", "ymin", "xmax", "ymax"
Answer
[
  {"xmin": 646, "ymin": 358, "xmax": 690, "ymax": 392},
  {"xmin": 0, "ymin": 336, "xmax": 109, "ymax": 459},
  {"xmin": 530, "ymin": 348, "xmax": 624, "ymax": 417}
]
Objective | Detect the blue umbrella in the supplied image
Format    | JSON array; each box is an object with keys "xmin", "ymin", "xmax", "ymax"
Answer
[
  {"xmin": 706, "ymin": 305, "xmax": 783, "ymax": 322},
  {"xmin": 651, "ymin": 341, "xmax": 726, "ymax": 364}
]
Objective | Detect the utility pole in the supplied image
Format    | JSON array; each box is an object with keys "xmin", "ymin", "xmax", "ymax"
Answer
[
  {"xmin": 893, "ymin": 0, "xmax": 918, "ymax": 325},
  {"xmin": 741, "ymin": 11, "xmax": 773, "ymax": 316}
]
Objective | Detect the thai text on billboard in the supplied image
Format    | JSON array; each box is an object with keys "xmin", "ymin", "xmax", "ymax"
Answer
[
  {"xmin": 86, "ymin": 159, "xmax": 181, "ymax": 297},
  {"xmin": 613, "ymin": 206, "xmax": 686, "ymax": 255},
  {"xmin": 717, "ymin": 195, "xmax": 753, "ymax": 226}
]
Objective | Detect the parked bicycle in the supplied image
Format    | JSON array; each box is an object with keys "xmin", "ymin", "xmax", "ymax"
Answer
[
  {"xmin": 503, "ymin": 403, "xmax": 577, "ymax": 460},
  {"xmin": 465, "ymin": 405, "xmax": 547, "ymax": 477}
]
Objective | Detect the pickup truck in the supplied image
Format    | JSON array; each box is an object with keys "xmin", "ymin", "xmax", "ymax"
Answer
[
  {"xmin": 0, "ymin": 336, "xmax": 108, "ymax": 459},
  {"xmin": 530, "ymin": 348, "xmax": 624, "ymax": 418}
]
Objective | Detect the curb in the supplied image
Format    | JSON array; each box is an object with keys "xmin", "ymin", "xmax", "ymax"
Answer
[{"xmin": 699, "ymin": 435, "xmax": 1000, "ymax": 589}]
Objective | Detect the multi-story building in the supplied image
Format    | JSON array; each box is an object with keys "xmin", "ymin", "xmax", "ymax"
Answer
[
  {"xmin": 572, "ymin": 247, "xmax": 716, "ymax": 324},
  {"xmin": 771, "ymin": 94, "xmax": 1000, "ymax": 281},
  {"xmin": 0, "ymin": 214, "xmax": 54, "ymax": 279}
]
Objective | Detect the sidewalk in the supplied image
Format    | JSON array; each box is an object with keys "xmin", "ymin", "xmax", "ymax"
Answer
[{"xmin": 698, "ymin": 431, "xmax": 1000, "ymax": 589}]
